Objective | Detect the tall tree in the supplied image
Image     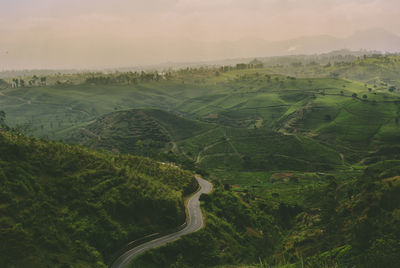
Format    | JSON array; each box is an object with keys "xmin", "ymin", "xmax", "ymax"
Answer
[
  {"xmin": 0, "ymin": 111, "xmax": 6, "ymax": 128},
  {"xmin": 40, "ymin": 77, "xmax": 47, "ymax": 86}
]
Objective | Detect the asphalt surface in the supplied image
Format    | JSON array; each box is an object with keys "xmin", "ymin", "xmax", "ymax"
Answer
[{"xmin": 111, "ymin": 176, "xmax": 213, "ymax": 268}]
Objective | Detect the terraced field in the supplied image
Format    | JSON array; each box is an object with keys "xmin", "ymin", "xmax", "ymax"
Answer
[{"xmin": 1, "ymin": 55, "xmax": 399, "ymax": 176}]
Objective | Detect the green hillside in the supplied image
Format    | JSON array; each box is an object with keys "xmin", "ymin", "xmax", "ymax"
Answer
[
  {"xmin": 1, "ymin": 55, "xmax": 399, "ymax": 150},
  {"xmin": 181, "ymin": 126, "xmax": 342, "ymax": 172},
  {"xmin": 1, "ymin": 53, "xmax": 400, "ymax": 268},
  {"xmin": 67, "ymin": 109, "xmax": 172, "ymax": 157},
  {"xmin": 267, "ymin": 54, "xmax": 400, "ymax": 88},
  {"xmin": 2, "ymin": 55, "xmax": 398, "ymax": 181},
  {"xmin": 281, "ymin": 160, "xmax": 400, "ymax": 268},
  {"xmin": 67, "ymin": 108, "xmax": 215, "ymax": 162},
  {"xmin": 128, "ymin": 160, "xmax": 400, "ymax": 268},
  {"xmin": 67, "ymin": 107, "xmax": 343, "ymax": 173},
  {"xmin": 0, "ymin": 130, "xmax": 197, "ymax": 267}
]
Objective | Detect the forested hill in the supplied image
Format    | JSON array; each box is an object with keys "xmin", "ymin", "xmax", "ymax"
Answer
[
  {"xmin": 67, "ymin": 108, "xmax": 214, "ymax": 159},
  {"xmin": 0, "ymin": 130, "xmax": 197, "ymax": 267}
]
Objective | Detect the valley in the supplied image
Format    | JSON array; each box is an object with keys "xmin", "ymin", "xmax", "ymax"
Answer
[
  {"xmin": 1, "ymin": 53, "xmax": 400, "ymax": 267},
  {"xmin": 112, "ymin": 176, "xmax": 212, "ymax": 268}
]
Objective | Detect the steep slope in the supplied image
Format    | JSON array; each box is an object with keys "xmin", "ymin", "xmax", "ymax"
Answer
[
  {"xmin": 282, "ymin": 160, "xmax": 400, "ymax": 267},
  {"xmin": 0, "ymin": 130, "xmax": 197, "ymax": 267},
  {"xmin": 127, "ymin": 161, "xmax": 400, "ymax": 268}
]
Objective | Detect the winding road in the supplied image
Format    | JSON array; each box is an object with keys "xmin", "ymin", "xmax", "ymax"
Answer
[{"xmin": 111, "ymin": 176, "xmax": 213, "ymax": 268}]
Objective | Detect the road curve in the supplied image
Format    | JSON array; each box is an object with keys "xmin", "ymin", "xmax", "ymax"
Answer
[{"xmin": 111, "ymin": 176, "xmax": 213, "ymax": 268}]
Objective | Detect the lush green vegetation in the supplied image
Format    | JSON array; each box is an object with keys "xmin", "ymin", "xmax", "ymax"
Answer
[
  {"xmin": 0, "ymin": 129, "xmax": 197, "ymax": 267},
  {"xmin": 129, "ymin": 183, "xmax": 285, "ymax": 268},
  {"xmin": 67, "ymin": 108, "xmax": 214, "ymax": 158},
  {"xmin": 129, "ymin": 160, "xmax": 400, "ymax": 268},
  {"xmin": 1, "ymin": 52, "xmax": 400, "ymax": 267},
  {"xmin": 285, "ymin": 160, "xmax": 400, "ymax": 268}
]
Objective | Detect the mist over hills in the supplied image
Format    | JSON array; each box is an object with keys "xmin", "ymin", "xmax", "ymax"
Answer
[
  {"xmin": 197, "ymin": 28, "xmax": 400, "ymax": 59},
  {"xmin": 1, "ymin": 28, "xmax": 399, "ymax": 73}
]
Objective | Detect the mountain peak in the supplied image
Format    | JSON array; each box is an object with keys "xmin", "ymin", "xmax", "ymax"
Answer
[{"xmin": 344, "ymin": 28, "xmax": 400, "ymax": 52}]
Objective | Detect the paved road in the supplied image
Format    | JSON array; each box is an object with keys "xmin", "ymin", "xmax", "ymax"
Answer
[{"xmin": 111, "ymin": 176, "xmax": 213, "ymax": 268}]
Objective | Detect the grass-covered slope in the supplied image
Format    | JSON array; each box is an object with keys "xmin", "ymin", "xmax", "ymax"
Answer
[
  {"xmin": 188, "ymin": 127, "xmax": 342, "ymax": 172},
  {"xmin": 128, "ymin": 160, "xmax": 400, "ymax": 268},
  {"xmin": 0, "ymin": 130, "xmax": 197, "ymax": 267},
  {"xmin": 2, "ymin": 56, "xmax": 399, "ymax": 176},
  {"xmin": 1, "ymin": 55, "xmax": 399, "ymax": 154},
  {"xmin": 281, "ymin": 160, "xmax": 400, "ymax": 267},
  {"xmin": 67, "ymin": 109, "xmax": 171, "ymax": 156},
  {"xmin": 1, "ymin": 53, "xmax": 400, "ymax": 268},
  {"xmin": 68, "ymin": 107, "xmax": 343, "ymax": 173},
  {"xmin": 129, "ymin": 184, "xmax": 286, "ymax": 268},
  {"xmin": 67, "ymin": 108, "xmax": 215, "ymax": 158},
  {"xmin": 268, "ymin": 54, "xmax": 400, "ymax": 88},
  {"xmin": 142, "ymin": 109, "xmax": 215, "ymax": 141}
]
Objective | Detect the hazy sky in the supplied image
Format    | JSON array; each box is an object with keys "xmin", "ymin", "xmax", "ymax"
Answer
[{"xmin": 1, "ymin": 0, "xmax": 399, "ymax": 69}]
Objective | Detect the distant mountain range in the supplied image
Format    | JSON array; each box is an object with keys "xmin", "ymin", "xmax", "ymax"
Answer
[
  {"xmin": 94, "ymin": 28, "xmax": 400, "ymax": 70},
  {"xmin": 261, "ymin": 28, "xmax": 400, "ymax": 56},
  {"xmin": 191, "ymin": 28, "xmax": 400, "ymax": 60},
  {"xmin": 1, "ymin": 28, "xmax": 399, "ymax": 75}
]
